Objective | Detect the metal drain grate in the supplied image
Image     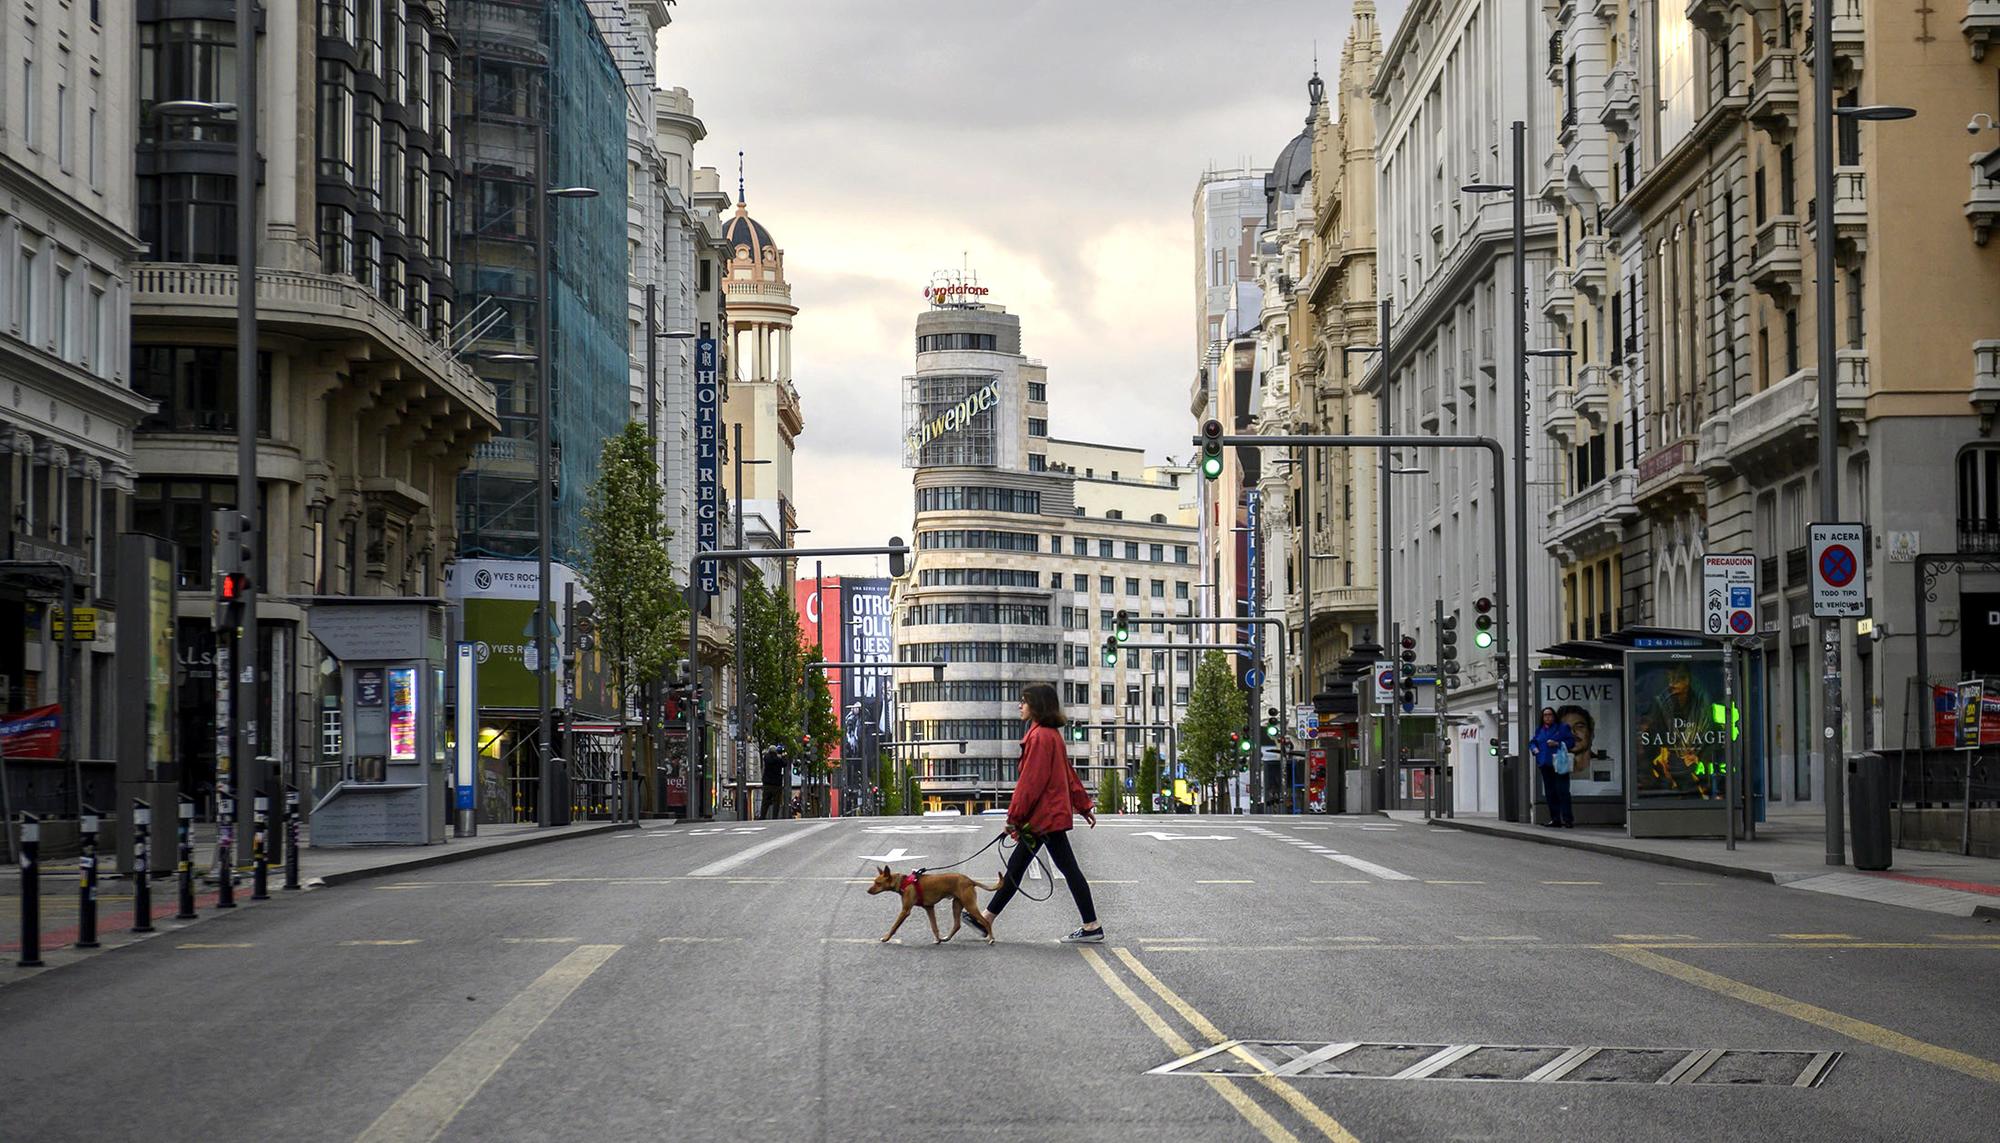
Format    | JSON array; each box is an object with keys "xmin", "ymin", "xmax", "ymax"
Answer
[{"xmin": 1149, "ymin": 1041, "xmax": 1840, "ymax": 1088}]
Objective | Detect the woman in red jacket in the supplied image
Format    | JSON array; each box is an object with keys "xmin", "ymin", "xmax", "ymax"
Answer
[{"xmin": 977, "ymin": 683, "xmax": 1102, "ymax": 943}]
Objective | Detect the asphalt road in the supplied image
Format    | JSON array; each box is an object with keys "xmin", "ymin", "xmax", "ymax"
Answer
[{"xmin": 2, "ymin": 814, "xmax": 1997, "ymax": 1142}]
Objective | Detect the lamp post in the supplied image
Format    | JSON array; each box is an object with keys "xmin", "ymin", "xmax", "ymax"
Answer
[
  {"xmin": 532, "ymin": 122, "xmax": 601, "ymax": 826},
  {"xmin": 1343, "ymin": 315, "xmax": 1399, "ymax": 803},
  {"xmin": 1812, "ymin": 53, "xmax": 1914, "ymax": 858},
  {"xmin": 729, "ymin": 426, "xmax": 773, "ymax": 820}
]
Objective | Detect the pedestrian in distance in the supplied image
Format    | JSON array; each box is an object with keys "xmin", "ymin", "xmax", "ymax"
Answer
[
  {"xmin": 972, "ymin": 683, "xmax": 1102, "ymax": 944},
  {"xmin": 760, "ymin": 746, "xmax": 785, "ymax": 820},
  {"xmin": 1531, "ymin": 706, "xmax": 1577, "ymax": 828}
]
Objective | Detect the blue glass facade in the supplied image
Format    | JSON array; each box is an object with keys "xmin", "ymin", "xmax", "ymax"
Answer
[{"xmin": 451, "ymin": 0, "xmax": 625, "ymax": 564}]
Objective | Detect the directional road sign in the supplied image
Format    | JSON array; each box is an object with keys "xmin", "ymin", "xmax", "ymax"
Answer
[
  {"xmin": 1809, "ymin": 523, "xmax": 1868, "ymax": 617},
  {"xmin": 1702, "ymin": 554, "xmax": 1756, "ymax": 638},
  {"xmin": 1244, "ymin": 667, "xmax": 1265, "ymax": 689}
]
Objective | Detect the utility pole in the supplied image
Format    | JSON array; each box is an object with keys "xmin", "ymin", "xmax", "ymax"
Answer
[
  {"xmin": 1811, "ymin": 0, "xmax": 1845, "ymax": 866},
  {"xmin": 1378, "ymin": 298, "xmax": 1396, "ymax": 807},
  {"xmin": 231, "ymin": 0, "xmax": 260, "ymax": 857},
  {"xmin": 732, "ymin": 423, "xmax": 748, "ymax": 822},
  {"xmin": 1509, "ymin": 119, "xmax": 1530, "ymax": 822}
]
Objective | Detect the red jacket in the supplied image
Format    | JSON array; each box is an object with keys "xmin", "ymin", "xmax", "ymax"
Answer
[{"xmin": 1008, "ymin": 723, "xmax": 1093, "ymax": 835}]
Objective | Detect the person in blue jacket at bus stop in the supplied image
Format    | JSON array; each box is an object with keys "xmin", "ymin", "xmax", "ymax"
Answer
[{"xmin": 1531, "ymin": 706, "xmax": 1577, "ymax": 828}]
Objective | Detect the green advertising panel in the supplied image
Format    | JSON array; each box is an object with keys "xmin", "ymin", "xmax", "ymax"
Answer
[{"xmin": 462, "ymin": 597, "xmax": 541, "ymax": 710}]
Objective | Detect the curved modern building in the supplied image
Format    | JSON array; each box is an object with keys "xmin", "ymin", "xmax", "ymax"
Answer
[{"xmin": 895, "ymin": 288, "xmax": 1200, "ymax": 813}]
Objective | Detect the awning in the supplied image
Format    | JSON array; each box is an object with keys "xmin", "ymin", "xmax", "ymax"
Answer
[{"xmin": 1537, "ymin": 625, "xmax": 1731, "ymax": 666}]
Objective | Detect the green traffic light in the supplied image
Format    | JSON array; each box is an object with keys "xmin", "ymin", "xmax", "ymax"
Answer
[
  {"xmin": 1201, "ymin": 453, "xmax": 1223, "ymax": 480},
  {"xmin": 1238, "ymin": 738, "xmax": 1252, "ymax": 753},
  {"xmin": 1473, "ymin": 629, "xmax": 1494, "ymax": 649}
]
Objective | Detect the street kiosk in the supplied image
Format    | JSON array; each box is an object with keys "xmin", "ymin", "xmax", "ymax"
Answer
[{"xmin": 305, "ymin": 598, "xmax": 449, "ymax": 846}]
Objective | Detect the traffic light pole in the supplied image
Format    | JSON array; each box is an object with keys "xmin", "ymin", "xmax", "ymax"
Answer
[
  {"xmin": 1197, "ymin": 432, "xmax": 1513, "ymax": 818},
  {"xmin": 1387, "ymin": 621, "xmax": 1403, "ymax": 810},
  {"xmin": 1115, "ymin": 640, "xmax": 1283, "ymax": 809}
]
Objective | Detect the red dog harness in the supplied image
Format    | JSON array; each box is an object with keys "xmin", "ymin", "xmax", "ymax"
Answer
[{"xmin": 899, "ymin": 872, "xmax": 921, "ymax": 897}]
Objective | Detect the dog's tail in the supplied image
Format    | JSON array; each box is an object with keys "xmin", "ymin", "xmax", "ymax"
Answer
[{"xmin": 970, "ymin": 877, "xmax": 1005, "ymax": 892}]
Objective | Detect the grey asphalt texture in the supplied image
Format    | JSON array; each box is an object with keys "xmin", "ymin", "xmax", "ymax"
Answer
[{"xmin": 2, "ymin": 814, "xmax": 1997, "ymax": 1142}]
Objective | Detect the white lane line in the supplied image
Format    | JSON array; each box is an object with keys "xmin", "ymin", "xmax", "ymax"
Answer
[
  {"xmin": 686, "ymin": 821, "xmax": 837, "ymax": 877},
  {"xmin": 357, "ymin": 943, "xmax": 621, "ymax": 1143},
  {"xmin": 1322, "ymin": 852, "xmax": 1416, "ymax": 881}
]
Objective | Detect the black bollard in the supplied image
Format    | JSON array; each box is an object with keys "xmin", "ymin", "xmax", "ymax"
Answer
[
  {"xmin": 75, "ymin": 808, "xmax": 100, "ymax": 949},
  {"xmin": 282, "ymin": 785, "xmax": 301, "ymax": 891},
  {"xmin": 16, "ymin": 813, "xmax": 42, "ymax": 968},
  {"xmin": 176, "ymin": 796, "xmax": 198, "ymax": 920},
  {"xmin": 251, "ymin": 792, "xmax": 270, "ymax": 901},
  {"xmin": 131, "ymin": 800, "xmax": 154, "ymax": 934},
  {"xmin": 214, "ymin": 782, "xmax": 236, "ymax": 909}
]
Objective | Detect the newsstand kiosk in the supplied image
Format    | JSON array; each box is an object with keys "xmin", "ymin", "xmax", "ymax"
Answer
[{"xmin": 305, "ymin": 598, "xmax": 449, "ymax": 846}]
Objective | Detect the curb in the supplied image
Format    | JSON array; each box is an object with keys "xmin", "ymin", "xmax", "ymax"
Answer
[
  {"xmin": 312, "ymin": 821, "xmax": 643, "ymax": 887},
  {"xmin": 1434, "ymin": 818, "xmax": 1783, "ymax": 884}
]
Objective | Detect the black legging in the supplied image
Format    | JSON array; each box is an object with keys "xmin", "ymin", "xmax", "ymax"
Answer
[{"xmin": 985, "ymin": 829, "xmax": 1096, "ymax": 925}]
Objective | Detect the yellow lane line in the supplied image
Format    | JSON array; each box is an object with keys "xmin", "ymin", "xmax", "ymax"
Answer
[
  {"xmin": 1134, "ymin": 940, "xmax": 2000, "ymax": 954},
  {"xmin": 340, "ymin": 939, "xmax": 424, "ymax": 946},
  {"xmin": 1603, "ymin": 945, "xmax": 2000, "ymax": 1085},
  {"xmin": 1076, "ymin": 947, "xmax": 1302, "ymax": 1143},
  {"xmin": 1111, "ymin": 947, "xmax": 1362, "ymax": 1143},
  {"xmin": 1776, "ymin": 933, "xmax": 1856, "ymax": 940},
  {"xmin": 357, "ymin": 944, "xmax": 622, "ymax": 1143}
]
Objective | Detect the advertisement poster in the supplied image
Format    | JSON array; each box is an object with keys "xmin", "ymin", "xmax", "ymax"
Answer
[
  {"xmin": 1933, "ymin": 683, "xmax": 2000, "ymax": 749},
  {"xmin": 147, "ymin": 555, "xmax": 176, "ymax": 769},
  {"xmin": 388, "ymin": 668, "xmax": 418, "ymax": 761},
  {"xmin": 1537, "ymin": 672, "xmax": 1626, "ymax": 798},
  {"xmin": 444, "ymin": 559, "xmax": 607, "ymax": 713},
  {"xmin": 796, "ymin": 576, "xmax": 845, "ymax": 735},
  {"xmin": 0, "ymin": 705, "xmax": 61, "ymax": 759},
  {"xmin": 1629, "ymin": 654, "xmax": 1730, "ymax": 803},
  {"xmin": 841, "ymin": 578, "xmax": 893, "ymax": 775}
]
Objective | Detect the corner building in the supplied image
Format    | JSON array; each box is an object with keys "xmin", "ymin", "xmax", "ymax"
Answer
[{"xmin": 895, "ymin": 295, "xmax": 1200, "ymax": 812}]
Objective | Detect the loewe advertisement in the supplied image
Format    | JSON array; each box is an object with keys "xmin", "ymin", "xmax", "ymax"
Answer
[
  {"xmin": 1536, "ymin": 672, "xmax": 1624, "ymax": 798},
  {"xmin": 1629, "ymin": 653, "xmax": 1730, "ymax": 804}
]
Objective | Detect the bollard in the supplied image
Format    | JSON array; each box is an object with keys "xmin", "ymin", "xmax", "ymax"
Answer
[
  {"xmin": 176, "ymin": 796, "xmax": 198, "ymax": 920},
  {"xmin": 215, "ymin": 782, "xmax": 237, "ymax": 909},
  {"xmin": 131, "ymin": 800, "xmax": 155, "ymax": 934},
  {"xmin": 283, "ymin": 785, "xmax": 301, "ymax": 891},
  {"xmin": 251, "ymin": 791, "xmax": 270, "ymax": 901},
  {"xmin": 75, "ymin": 808, "xmax": 100, "ymax": 949},
  {"xmin": 17, "ymin": 813, "xmax": 43, "ymax": 967}
]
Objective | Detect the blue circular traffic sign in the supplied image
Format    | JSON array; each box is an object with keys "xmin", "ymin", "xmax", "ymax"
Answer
[
  {"xmin": 1245, "ymin": 667, "xmax": 1265, "ymax": 688},
  {"xmin": 1819, "ymin": 544, "xmax": 1857, "ymax": 588}
]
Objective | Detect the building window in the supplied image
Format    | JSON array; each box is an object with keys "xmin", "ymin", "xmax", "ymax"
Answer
[
  {"xmin": 138, "ymin": 174, "xmax": 237, "ymax": 264},
  {"xmin": 1028, "ymin": 453, "xmax": 1047, "ymax": 471},
  {"xmin": 1175, "ymin": 545, "xmax": 1190, "ymax": 564},
  {"xmin": 133, "ymin": 346, "xmax": 273, "ymax": 434},
  {"xmin": 129, "ymin": 479, "xmax": 266, "ymax": 589},
  {"xmin": 1124, "ymin": 577, "xmax": 1140, "ymax": 596},
  {"xmin": 319, "ymin": 205, "xmax": 355, "ymax": 276},
  {"xmin": 1150, "ymin": 580, "xmax": 1165, "ymax": 598},
  {"xmin": 916, "ymin": 529, "xmax": 1038, "ymax": 552},
  {"xmin": 1149, "ymin": 543, "xmax": 1164, "ymax": 562},
  {"xmin": 1959, "ymin": 447, "xmax": 2000, "ymax": 553},
  {"xmin": 1124, "ymin": 542, "xmax": 1140, "ymax": 560},
  {"xmin": 915, "ymin": 332, "xmax": 998, "ymax": 352},
  {"xmin": 915, "ymin": 486, "xmax": 1042, "ymax": 514},
  {"xmin": 1027, "ymin": 382, "xmax": 1046, "ymax": 402},
  {"xmin": 1175, "ymin": 581, "xmax": 1189, "ymax": 599},
  {"xmin": 1028, "ymin": 418, "xmax": 1048, "ymax": 437},
  {"xmin": 1098, "ymin": 540, "xmax": 1113, "ymax": 559},
  {"xmin": 1098, "ymin": 575, "xmax": 1114, "ymax": 594}
]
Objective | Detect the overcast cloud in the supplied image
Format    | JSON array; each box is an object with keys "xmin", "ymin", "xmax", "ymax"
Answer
[{"xmin": 662, "ymin": 1, "xmax": 1397, "ymax": 575}]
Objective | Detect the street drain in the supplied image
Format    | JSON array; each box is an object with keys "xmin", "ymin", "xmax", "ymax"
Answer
[{"xmin": 1148, "ymin": 1041, "xmax": 1840, "ymax": 1088}]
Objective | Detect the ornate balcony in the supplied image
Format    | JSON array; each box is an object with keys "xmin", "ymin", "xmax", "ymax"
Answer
[
  {"xmin": 1635, "ymin": 436, "xmax": 1705, "ymax": 509},
  {"xmin": 1570, "ymin": 234, "xmax": 1607, "ymax": 300},
  {"xmin": 1542, "ymin": 264, "xmax": 1575, "ymax": 323},
  {"xmin": 1802, "ymin": 0, "xmax": 1867, "ymax": 79},
  {"xmin": 1547, "ymin": 471, "xmax": 1638, "ymax": 554},
  {"xmin": 1969, "ymin": 0, "xmax": 2000, "ymax": 61},
  {"xmin": 1968, "ymin": 149, "xmax": 2000, "ymax": 245},
  {"xmin": 1750, "ymin": 216, "xmax": 1803, "ymax": 298},
  {"xmin": 1600, "ymin": 60, "xmax": 1639, "ymax": 132},
  {"xmin": 1833, "ymin": 167, "xmax": 1869, "ymax": 254},
  {"xmin": 1747, "ymin": 49, "xmax": 1799, "ymax": 142},
  {"xmin": 1973, "ymin": 341, "xmax": 2000, "ymax": 430},
  {"xmin": 1717, "ymin": 354, "xmax": 1869, "ymax": 475},
  {"xmin": 1478, "ymin": 327, "xmax": 1497, "ymax": 376},
  {"xmin": 1574, "ymin": 363, "xmax": 1611, "ymax": 426},
  {"xmin": 1543, "ymin": 383, "xmax": 1581, "ymax": 446}
]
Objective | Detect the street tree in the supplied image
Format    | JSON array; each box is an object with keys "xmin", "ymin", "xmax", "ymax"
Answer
[
  {"xmin": 581, "ymin": 421, "xmax": 683, "ymax": 774},
  {"xmin": 741, "ymin": 570, "xmax": 803, "ymax": 748},
  {"xmin": 801, "ymin": 644, "xmax": 839, "ymax": 813},
  {"xmin": 1097, "ymin": 766, "xmax": 1123, "ymax": 817},
  {"xmin": 1138, "ymin": 746, "xmax": 1162, "ymax": 814},
  {"xmin": 1179, "ymin": 649, "xmax": 1240, "ymax": 809}
]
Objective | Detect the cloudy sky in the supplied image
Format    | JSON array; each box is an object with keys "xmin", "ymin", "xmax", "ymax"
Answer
[{"xmin": 663, "ymin": 1, "xmax": 1395, "ymax": 574}]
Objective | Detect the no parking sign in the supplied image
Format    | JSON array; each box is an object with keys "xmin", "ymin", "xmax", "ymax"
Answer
[{"xmin": 1809, "ymin": 523, "xmax": 1868, "ymax": 618}]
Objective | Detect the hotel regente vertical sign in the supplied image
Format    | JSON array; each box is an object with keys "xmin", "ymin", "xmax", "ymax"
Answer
[{"xmin": 696, "ymin": 338, "xmax": 720, "ymax": 596}]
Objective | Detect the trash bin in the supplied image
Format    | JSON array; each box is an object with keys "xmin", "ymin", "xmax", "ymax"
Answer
[
  {"xmin": 1849, "ymin": 753, "xmax": 1892, "ymax": 871},
  {"xmin": 1499, "ymin": 754, "xmax": 1522, "ymax": 823}
]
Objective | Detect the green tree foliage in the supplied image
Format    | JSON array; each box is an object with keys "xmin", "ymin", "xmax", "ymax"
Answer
[
  {"xmin": 581, "ymin": 422, "xmax": 682, "ymax": 717},
  {"xmin": 1179, "ymin": 649, "xmax": 1240, "ymax": 797},
  {"xmin": 802, "ymin": 644, "xmax": 838, "ymax": 772},
  {"xmin": 877, "ymin": 749, "xmax": 903, "ymax": 816},
  {"xmin": 1138, "ymin": 746, "xmax": 1162, "ymax": 814},
  {"xmin": 740, "ymin": 571, "xmax": 804, "ymax": 747},
  {"xmin": 1097, "ymin": 767, "xmax": 1123, "ymax": 817}
]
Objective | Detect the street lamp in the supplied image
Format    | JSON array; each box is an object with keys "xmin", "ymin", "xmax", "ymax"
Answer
[
  {"xmin": 1461, "ymin": 119, "xmax": 1532, "ymax": 818},
  {"xmin": 533, "ymin": 136, "xmax": 601, "ymax": 828}
]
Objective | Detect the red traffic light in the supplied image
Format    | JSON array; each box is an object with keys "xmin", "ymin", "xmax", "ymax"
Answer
[
  {"xmin": 1399, "ymin": 635, "xmax": 1416, "ymax": 649},
  {"xmin": 219, "ymin": 572, "xmax": 249, "ymax": 602},
  {"xmin": 1473, "ymin": 596, "xmax": 1493, "ymax": 614}
]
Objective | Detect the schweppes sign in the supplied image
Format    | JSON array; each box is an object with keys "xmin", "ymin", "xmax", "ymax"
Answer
[{"xmin": 906, "ymin": 380, "xmax": 1000, "ymax": 457}]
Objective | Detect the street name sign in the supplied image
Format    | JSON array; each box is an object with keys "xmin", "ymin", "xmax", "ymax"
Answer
[
  {"xmin": 1701, "ymin": 554, "xmax": 1756, "ymax": 638},
  {"xmin": 1809, "ymin": 523, "xmax": 1868, "ymax": 618}
]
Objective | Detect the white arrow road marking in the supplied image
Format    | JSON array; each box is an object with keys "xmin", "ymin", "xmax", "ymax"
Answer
[
  {"xmin": 1131, "ymin": 831, "xmax": 1236, "ymax": 841},
  {"xmin": 688, "ymin": 821, "xmax": 836, "ymax": 877},
  {"xmin": 1321, "ymin": 852, "xmax": 1415, "ymax": 881},
  {"xmin": 858, "ymin": 848, "xmax": 924, "ymax": 864}
]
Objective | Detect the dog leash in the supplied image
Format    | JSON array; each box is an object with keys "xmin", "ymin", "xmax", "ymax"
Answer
[{"xmin": 913, "ymin": 829, "xmax": 1056, "ymax": 901}]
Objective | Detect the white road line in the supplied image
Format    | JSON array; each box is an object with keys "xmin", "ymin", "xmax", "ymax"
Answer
[
  {"xmin": 1322, "ymin": 852, "xmax": 1416, "ymax": 881},
  {"xmin": 687, "ymin": 821, "xmax": 837, "ymax": 877},
  {"xmin": 357, "ymin": 944, "xmax": 620, "ymax": 1143}
]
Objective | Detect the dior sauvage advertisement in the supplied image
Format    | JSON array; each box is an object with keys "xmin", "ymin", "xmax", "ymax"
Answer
[{"xmin": 1628, "ymin": 653, "xmax": 1730, "ymax": 803}]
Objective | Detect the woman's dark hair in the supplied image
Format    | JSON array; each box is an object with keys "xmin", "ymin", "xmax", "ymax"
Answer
[
  {"xmin": 1020, "ymin": 683, "xmax": 1067, "ymax": 728},
  {"xmin": 1539, "ymin": 706, "xmax": 1558, "ymax": 720}
]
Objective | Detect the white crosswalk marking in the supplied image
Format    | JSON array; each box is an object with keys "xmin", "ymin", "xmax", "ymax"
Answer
[{"xmin": 1322, "ymin": 852, "xmax": 1416, "ymax": 881}]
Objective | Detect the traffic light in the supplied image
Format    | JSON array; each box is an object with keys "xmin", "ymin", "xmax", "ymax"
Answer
[
  {"xmin": 1113, "ymin": 609, "xmax": 1132, "ymax": 644},
  {"xmin": 1396, "ymin": 634, "xmax": 1418, "ymax": 707},
  {"xmin": 1070, "ymin": 724, "xmax": 1088, "ymax": 742},
  {"xmin": 1199, "ymin": 419, "xmax": 1224, "ymax": 481},
  {"xmin": 1100, "ymin": 637, "xmax": 1119, "ymax": 668},
  {"xmin": 1232, "ymin": 731, "xmax": 1250, "ymax": 755},
  {"xmin": 1473, "ymin": 596, "xmax": 1495, "ymax": 648},
  {"xmin": 1437, "ymin": 613, "xmax": 1460, "ymax": 689},
  {"xmin": 1264, "ymin": 707, "xmax": 1281, "ymax": 740},
  {"xmin": 888, "ymin": 537, "xmax": 907, "ymax": 578},
  {"xmin": 1487, "ymin": 738, "xmax": 1500, "ymax": 757},
  {"xmin": 212, "ymin": 509, "xmax": 252, "ymax": 622}
]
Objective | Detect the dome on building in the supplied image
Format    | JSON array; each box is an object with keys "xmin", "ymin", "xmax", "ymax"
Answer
[
  {"xmin": 1269, "ymin": 69, "xmax": 1323, "ymax": 197},
  {"xmin": 724, "ymin": 207, "xmax": 776, "ymax": 263}
]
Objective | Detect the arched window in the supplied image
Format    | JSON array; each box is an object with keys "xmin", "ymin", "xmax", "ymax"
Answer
[{"xmin": 1150, "ymin": 513, "xmax": 1167, "ymax": 524}]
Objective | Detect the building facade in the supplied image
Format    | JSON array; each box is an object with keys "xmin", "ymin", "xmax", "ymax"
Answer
[
  {"xmin": 1371, "ymin": 0, "xmax": 1561, "ymax": 807},
  {"xmin": 720, "ymin": 178, "xmax": 804, "ymax": 576},
  {"xmin": 129, "ymin": 0, "xmax": 498, "ymax": 799},
  {"xmin": 0, "ymin": 0, "xmax": 147, "ymax": 766},
  {"xmin": 894, "ymin": 294, "xmax": 1200, "ymax": 812}
]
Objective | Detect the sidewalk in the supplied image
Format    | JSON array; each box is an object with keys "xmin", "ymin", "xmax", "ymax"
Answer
[
  {"xmin": 1, "ymin": 817, "xmax": 652, "ymax": 985},
  {"xmin": 1416, "ymin": 809, "xmax": 2000, "ymax": 920}
]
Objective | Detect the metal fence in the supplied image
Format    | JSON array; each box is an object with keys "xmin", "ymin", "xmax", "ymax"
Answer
[{"xmin": 1892, "ymin": 748, "xmax": 1999, "ymax": 858}]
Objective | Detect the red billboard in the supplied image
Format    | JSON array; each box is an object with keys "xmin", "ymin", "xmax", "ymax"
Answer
[{"xmin": 796, "ymin": 576, "xmax": 846, "ymax": 752}]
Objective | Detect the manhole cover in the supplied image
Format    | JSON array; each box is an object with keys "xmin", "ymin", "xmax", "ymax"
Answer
[{"xmin": 1151, "ymin": 1041, "xmax": 1840, "ymax": 1088}]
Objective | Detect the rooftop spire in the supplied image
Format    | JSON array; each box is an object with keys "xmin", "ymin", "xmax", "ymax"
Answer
[{"xmin": 737, "ymin": 150, "xmax": 745, "ymax": 206}]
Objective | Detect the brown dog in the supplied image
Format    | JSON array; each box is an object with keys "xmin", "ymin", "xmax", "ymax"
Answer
[{"xmin": 866, "ymin": 865, "xmax": 1000, "ymax": 944}]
